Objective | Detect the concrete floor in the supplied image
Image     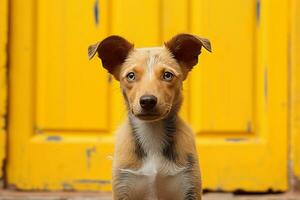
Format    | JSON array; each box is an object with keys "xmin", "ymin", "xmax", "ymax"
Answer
[{"xmin": 0, "ymin": 191, "xmax": 300, "ymax": 200}]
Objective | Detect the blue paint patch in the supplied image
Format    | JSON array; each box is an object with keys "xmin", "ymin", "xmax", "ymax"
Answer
[
  {"xmin": 46, "ymin": 135, "xmax": 62, "ymax": 141},
  {"xmin": 86, "ymin": 146, "xmax": 96, "ymax": 169},
  {"xmin": 256, "ymin": 0, "xmax": 260, "ymax": 24},
  {"xmin": 94, "ymin": 0, "xmax": 99, "ymax": 25}
]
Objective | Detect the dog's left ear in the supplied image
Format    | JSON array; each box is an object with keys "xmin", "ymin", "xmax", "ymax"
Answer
[{"xmin": 165, "ymin": 33, "xmax": 211, "ymax": 71}]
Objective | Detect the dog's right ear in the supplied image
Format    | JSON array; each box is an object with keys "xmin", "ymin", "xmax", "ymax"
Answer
[
  {"xmin": 165, "ymin": 33, "xmax": 211, "ymax": 70},
  {"xmin": 88, "ymin": 35, "xmax": 134, "ymax": 79}
]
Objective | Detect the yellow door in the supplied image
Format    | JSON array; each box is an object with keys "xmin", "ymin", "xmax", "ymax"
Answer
[
  {"xmin": 8, "ymin": 0, "xmax": 288, "ymax": 191},
  {"xmin": 0, "ymin": 0, "xmax": 8, "ymax": 182}
]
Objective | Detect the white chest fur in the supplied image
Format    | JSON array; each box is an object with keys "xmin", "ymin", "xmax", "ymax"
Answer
[
  {"xmin": 117, "ymin": 118, "xmax": 190, "ymax": 200},
  {"xmin": 121, "ymin": 118, "xmax": 185, "ymax": 177}
]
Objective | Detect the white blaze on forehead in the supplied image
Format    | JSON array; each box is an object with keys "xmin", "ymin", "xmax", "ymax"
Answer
[
  {"xmin": 147, "ymin": 54, "xmax": 157, "ymax": 80},
  {"xmin": 137, "ymin": 47, "xmax": 163, "ymax": 80}
]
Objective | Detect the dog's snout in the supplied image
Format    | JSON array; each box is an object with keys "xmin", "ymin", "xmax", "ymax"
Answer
[{"xmin": 140, "ymin": 95, "xmax": 157, "ymax": 110}]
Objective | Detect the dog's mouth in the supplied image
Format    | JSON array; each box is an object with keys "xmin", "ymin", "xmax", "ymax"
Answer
[
  {"xmin": 134, "ymin": 110, "xmax": 170, "ymax": 121},
  {"xmin": 136, "ymin": 113, "xmax": 160, "ymax": 120}
]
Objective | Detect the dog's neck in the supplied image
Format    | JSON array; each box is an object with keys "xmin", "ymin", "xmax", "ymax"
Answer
[{"xmin": 128, "ymin": 113, "xmax": 178, "ymax": 162}]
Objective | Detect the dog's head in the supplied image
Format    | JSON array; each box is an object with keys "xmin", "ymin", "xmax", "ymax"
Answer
[{"xmin": 88, "ymin": 34, "xmax": 211, "ymax": 121}]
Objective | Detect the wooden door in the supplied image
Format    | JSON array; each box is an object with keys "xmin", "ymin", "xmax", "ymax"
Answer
[{"xmin": 8, "ymin": 0, "xmax": 288, "ymax": 191}]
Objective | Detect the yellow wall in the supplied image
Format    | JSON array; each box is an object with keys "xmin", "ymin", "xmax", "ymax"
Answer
[
  {"xmin": 0, "ymin": 0, "xmax": 8, "ymax": 181},
  {"xmin": 291, "ymin": 0, "xmax": 300, "ymax": 185}
]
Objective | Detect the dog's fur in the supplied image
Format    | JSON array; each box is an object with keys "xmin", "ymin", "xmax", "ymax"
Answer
[{"xmin": 88, "ymin": 34, "xmax": 211, "ymax": 200}]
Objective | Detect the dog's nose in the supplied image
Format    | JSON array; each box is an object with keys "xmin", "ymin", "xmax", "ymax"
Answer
[{"xmin": 140, "ymin": 95, "xmax": 157, "ymax": 110}]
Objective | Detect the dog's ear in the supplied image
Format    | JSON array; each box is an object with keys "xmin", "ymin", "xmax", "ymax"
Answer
[
  {"xmin": 88, "ymin": 35, "xmax": 134, "ymax": 79},
  {"xmin": 165, "ymin": 33, "xmax": 211, "ymax": 71}
]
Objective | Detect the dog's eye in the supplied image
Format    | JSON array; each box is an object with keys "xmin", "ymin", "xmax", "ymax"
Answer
[
  {"xmin": 163, "ymin": 72, "xmax": 174, "ymax": 81},
  {"xmin": 126, "ymin": 72, "xmax": 135, "ymax": 81}
]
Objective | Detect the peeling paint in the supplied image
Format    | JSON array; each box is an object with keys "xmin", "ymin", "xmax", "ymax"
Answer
[
  {"xmin": 61, "ymin": 182, "xmax": 74, "ymax": 191},
  {"xmin": 46, "ymin": 135, "xmax": 62, "ymax": 141},
  {"xmin": 86, "ymin": 146, "xmax": 96, "ymax": 169},
  {"xmin": 225, "ymin": 138, "xmax": 247, "ymax": 142},
  {"xmin": 75, "ymin": 179, "xmax": 111, "ymax": 185},
  {"xmin": 264, "ymin": 67, "xmax": 268, "ymax": 107},
  {"xmin": 256, "ymin": 0, "xmax": 260, "ymax": 23},
  {"xmin": 93, "ymin": 0, "xmax": 99, "ymax": 25}
]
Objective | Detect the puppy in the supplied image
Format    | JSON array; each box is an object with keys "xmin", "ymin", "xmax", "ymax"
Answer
[{"xmin": 88, "ymin": 33, "xmax": 211, "ymax": 200}]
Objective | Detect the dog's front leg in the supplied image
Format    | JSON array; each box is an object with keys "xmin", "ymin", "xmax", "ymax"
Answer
[
  {"xmin": 113, "ymin": 170, "xmax": 150, "ymax": 200},
  {"xmin": 182, "ymin": 166, "xmax": 202, "ymax": 200}
]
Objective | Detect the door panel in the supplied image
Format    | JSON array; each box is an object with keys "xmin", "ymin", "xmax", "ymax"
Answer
[
  {"xmin": 191, "ymin": 0, "xmax": 288, "ymax": 190},
  {"xmin": 36, "ymin": 0, "xmax": 110, "ymax": 131},
  {"xmin": 111, "ymin": 0, "xmax": 161, "ymax": 47},
  {"xmin": 8, "ymin": 0, "xmax": 288, "ymax": 192},
  {"xmin": 191, "ymin": 0, "xmax": 255, "ymax": 132}
]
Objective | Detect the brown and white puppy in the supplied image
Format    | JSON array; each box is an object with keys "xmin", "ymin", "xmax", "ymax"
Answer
[{"xmin": 88, "ymin": 34, "xmax": 211, "ymax": 200}]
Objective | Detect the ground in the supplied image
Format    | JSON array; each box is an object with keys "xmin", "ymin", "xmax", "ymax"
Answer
[{"xmin": 0, "ymin": 191, "xmax": 300, "ymax": 200}]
